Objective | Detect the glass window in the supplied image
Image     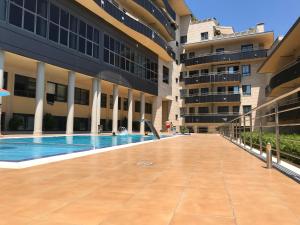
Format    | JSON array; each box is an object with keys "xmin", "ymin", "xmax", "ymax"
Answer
[
  {"xmin": 217, "ymin": 86, "xmax": 226, "ymax": 93},
  {"xmin": 198, "ymin": 107, "xmax": 209, "ymax": 114},
  {"xmin": 36, "ymin": 16, "xmax": 47, "ymax": 37},
  {"xmin": 78, "ymin": 37, "xmax": 86, "ymax": 53},
  {"xmin": 228, "ymin": 86, "xmax": 239, "ymax": 94},
  {"xmin": 93, "ymin": 29, "xmax": 99, "ymax": 43},
  {"xmin": 49, "ymin": 23, "xmax": 59, "ymax": 42},
  {"xmin": 228, "ymin": 66, "xmax": 239, "ymax": 74},
  {"xmin": 86, "ymin": 41, "xmax": 93, "ymax": 56},
  {"xmin": 163, "ymin": 66, "xmax": 169, "ymax": 84},
  {"xmin": 109, "ymin": 95, "xmax": 113, "ymax": 109},
  {"xmin": 218, "ymin": 106, "xmax": 229, "ymax": 114},
  {"xmin": 75, "ymin": 88, "xmax": 89, "ymax": 105},
  {"xmin": 23, "ymin": 11, "xmax": 35, "ymax": 32},
  {"xmin": 243, "ymin": 105, "xmax": 252, "ymax": 114},
  {"xmin": 242, "ymin": 65, "xmax": 251, "ymax": 76},
  {"xmin": 123, "ymin": 98, "xmax": 128, "ymax": 111},
  {"xmin": 24, "ymin": 0, "xmax": 36, "ymax": 12},
  {"xmin": 180, "ymin": 35, "xmax": 187, "ymax": 44},
  {"xmin": 79, "ymin": 20, "xmax": 86, "ymax": 37},
  {"xmin": 201, "ymin": 32, "xmax": 209, "ymax": 40},
  {"xmin": 37, "ymin": 0, "xmax": 47, "ymax": 18},
  {"xmin": 60, "ymin": 28, "xmax": 68, "ymax": 46},
  {"xmin": 0, "ymin": 0, "xmax": 7, "ymax": 20},
  {"xmin": 50, "ymin": 4, "xmax": 59, "ymax": 24},
  {"xmin": 69, "ymin": 15, "xmax": 77, "ymax": 33},
  {"xmin": 200, "ymin": 69, "xmax": 209, "ymax": 75},
  {"xmin": 104, "ymin": 49, "xmax": 109, "ymax": 63},
  {"xmin": 118, "ymin": 97, "xmax": 121, "ymax": 110},
  {"xmin": 189, "ymin": 107, "xmax": 195, "ymax": 114},
  {"xmin": 56, "ymin": 84, "xmax": 67, "ymax": 102},
  {"xmin": 3, "ymin": 72, "xmax": 8, "ymax": 89},
  {"xmin": 217, "ymin": 67, "xmax": 226, "ymax": 73},
  {"xmin": 241, "ymin": 44, "xmax": 253, "ymax": 52},
  {"xmin": 69, "ymin": 32, "xmax": 77, "ymax": 49},
  {"xmin": 60, "ymin": 9, "xmax": 69, "ymax": 29},
  {"xmin": 233, "ymin": 106, "xmax": 240, "ymax": 114},
  {"xmin": 242, "ymin": 85, "xmax": 251, "ymax": 96},
  {"xmin": 135, "ymin": 101, "xmax": 140, "ymax": 113},
  {"xmin": 201, "ymin": 88, "xmax": 209, "ymax": 94},
  {"xmin": 9, "ymin": 3, "xmax": 23, "ymax": 27},
  {"xmin": 145, "ymin": 103, "xmax": 152, "ymax": 114},
  {"xmin": 14, "ymin": 74, "xmax": 36, "ymax": 98},
  {"xmin": 86, "ymin": 24, "xmax": 93, "ymax": 41},
  {"xmin": 101, "ymin": 93, "xmax": 107, "ymax": 108}
]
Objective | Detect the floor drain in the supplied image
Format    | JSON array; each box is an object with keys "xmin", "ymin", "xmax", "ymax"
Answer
[{"xmin": 137, "ymin": 160, "xmax": 154, "ymax": 167}]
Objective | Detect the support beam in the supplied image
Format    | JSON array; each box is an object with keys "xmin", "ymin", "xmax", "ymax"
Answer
[
  {"xmin": 127, "ymin": 89, "xmax": 133, "ymax": 134},
  {"xmin": 97, "ymin": 80, "xmax": 102, "ymax": 130},
  {"xmin": 112, "ymin": 84, "xmax": 118, "ymax": 133},
  {"xmin": 152, "ymin": 96, "xmax": 162, "ymax": 133},
  {"xmin": 0, "ymin": 50, "xmax": 4, "ymax": 135},
  {"xmin": 91, "ymin": 78, "xmax": 99, "ymax": 134},
  {"xmin": 140, "ymin": 92, "xmax": 145, "ymax": 134},
  {"xmin": 66, "ymin": 71, "xmax": 75, "ymax": 135},
  {"xmin": 33, "ymin": 62, "xmax": 45, "ymax": 136}
]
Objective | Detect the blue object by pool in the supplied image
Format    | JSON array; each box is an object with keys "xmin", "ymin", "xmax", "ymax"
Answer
[{"xmin": 0, "ymin": 135, "xmax": 162, "ymax": 162}]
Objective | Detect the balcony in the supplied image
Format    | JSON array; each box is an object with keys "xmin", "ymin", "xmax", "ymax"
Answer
[
  {"xmin": 94, "ymin": 0, "xmax": 175, "ymax": 59},
  {"xmin": 184, "ymin": 49, "xmax": 268, "ymax": 67},
  {"xmin": 183, "ymin": 93, "xmax": 241, "ymax": 104},
  {"xmin": 184, "ymin": 72, "xmax": 241, "ymax": 85},
  {"xmin": 162, "ymin": 0, "xmax": 176, "ymax": 21},
  {"xmin": 133, "ymin": 0, "xmax": 175, "ymax": 39},
  {"xmin": 266, "ymin": 60, "xmax": 300, "ymax": 97},
  {"xmin": 184, "ymin": 114, "xmax": 240, "ymax": 123}
]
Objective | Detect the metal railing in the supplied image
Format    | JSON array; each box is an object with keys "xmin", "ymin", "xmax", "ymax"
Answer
[
  {"xmin": 183, "ymin": 113, "xmax": 240, "ymax": 124},
  {"xmin": 162, "ymin": 0, "xmax": 176, "ymax": 21},
  {"xmin": 218, "ymin": 87, "xmax": 300, "ymax": 169},
  {"xmin": 183, "ymin": 72, "xmax": 241, "ymax": 85}
]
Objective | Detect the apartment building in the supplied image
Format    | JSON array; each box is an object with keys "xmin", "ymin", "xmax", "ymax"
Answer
[
  {"xmin": 0, "ymin": 0, "xmax": 191, "ymax": 134},
  {"xmin": 179, "ymin": 18, "xmax": 274, "ymax": 133}
]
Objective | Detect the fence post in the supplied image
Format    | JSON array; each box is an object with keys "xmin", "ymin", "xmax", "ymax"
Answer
[
  {"xmin": 239, "ymin": 118, "xmax": 242, "ymax": 144},
  {"xmin": 266, "ymin": 142, "xmax": 272, "ymax": 169},
  {"xmin": 243, "ymin": 115, "xmax": 246, "ymax": 148},
  {"xmin": 275, "ymin": 105, "xmax": 281, "ymax": 163},
  {"xmin": 250, "ymin": 113, "xmax": 253, "ymax": 151},
  {"xmin": 235, "ymin": 120, "xmax": 238, "ymax": 141},
  {"xmin": 259, "ymin": 118, "xmax": 263, "ymax": 155}
]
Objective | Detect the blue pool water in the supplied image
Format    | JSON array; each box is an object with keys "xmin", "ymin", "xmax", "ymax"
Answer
[{"xmin": 0, "ymin": 135, "xmax": 163, "ymax": 162}]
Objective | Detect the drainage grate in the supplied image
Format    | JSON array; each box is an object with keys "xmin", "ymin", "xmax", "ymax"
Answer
[{"xmin": 137, "ymin": 160, "xmax": 154, "ymax": 167}]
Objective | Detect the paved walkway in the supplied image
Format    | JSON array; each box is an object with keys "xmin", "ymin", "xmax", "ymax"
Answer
[{"xmin": 0, "ymin": 134, "xmax": 299, "ymax": 225}]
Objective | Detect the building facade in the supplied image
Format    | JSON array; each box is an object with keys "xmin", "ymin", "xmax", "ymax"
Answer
[
  {"xmin": 0, "ymin": 0, "xmax": 191, "ymax": 134},
  {"xmin": 179, "ymin": 18, "xmax": 274, "ymax": 133}
]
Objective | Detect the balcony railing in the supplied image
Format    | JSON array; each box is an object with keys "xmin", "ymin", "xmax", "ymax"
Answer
[
  {"xmin": 184, "ymin": 72, "xmax": 241, "ymax": 85},
  {"xmin": 133, "ymin": 0, "xmax": 175, "ymax": 38},
  {"xmin": 162, "ymin": 0, "xmax": 176, "ymax": 21},
  {"xmin": 94, "ymin": 0, "xmax": 175, "ymax": 59},
  {"xmin": 184, "ymin": 114, "xmax": 240, "ymax": 123},
  {"xmin": 266, "ymin": 59, "xmax": 300, "ymax": 96},
  {"xmin": 183, "ymin": 93, "xmax": 241, "ymax": 104},
  {"xmin": 184, "ymin": 49, "xmax": 268, "ymax": 66}
]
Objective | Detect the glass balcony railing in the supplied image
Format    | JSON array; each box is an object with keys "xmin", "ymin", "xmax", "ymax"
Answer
[
  {"xmin": 182, "ymin": 93, "xmax": 241, "ymax": 104},
  {"xmin": 94, "ymin": 0, "xmax": 175, "ymax": 59},
  {"xmin": 133, "ymin": 0, "xmax": 175, "ymax": 39},
  {"xmin": 183, "ymin": 114, "xmax": 240, "ymax": 123},
  {"xmin": 183, "ymin": 72, "xmax": 241, "ymax": 85},
  {"xmin": 184, "ymin": 49, "xmax": 268, "ymax": 66},
  {"xmin": 162, "ymin": 0, "xmax": 176, "ymax": 21}
]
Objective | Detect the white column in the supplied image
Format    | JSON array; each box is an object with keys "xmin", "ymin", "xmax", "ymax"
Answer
[
  {"xmin": 91, "ymin": 78, "xmax": 99, "ymax": 134},
  {"xmin": 33, "ymin": 62, "xmax": 45, "ymax": 136},
  {"xmin": 112, "ymin": 84, "xmax": 118, "ymax": 133},
  {"xmin": 127, "ymin": 89, "xmax": 133, "ymax": 134},
  {"xmin": 66, "ymin": 71, "xmax": 75, "ymax": 135},
  {"xmin": 140, "ymin": 92, "xmax": 145, "ymax": 134},
  {"xmin": 152, "ymin": 96, "xmax": 162, "ymax": 133},
  {"xmin": 0, "ymin": 50, "xmax": 4, "ymax": 134},
  {"xmin": 97, "ymin": 80, "xmax": 102, "ymax": 129}
]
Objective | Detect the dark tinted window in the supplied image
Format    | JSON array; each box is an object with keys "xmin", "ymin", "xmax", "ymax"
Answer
[
  {"xmin": 60, "ymin": 9, "xmax": 69, "ymax": 28},
  {"xmin": 24, "ymin": 0, "xmax": 36, "ymax": 12},
  {"xmin": 37, "ymin": 0, "xmax": 47, "ymax": 18},
  {"xmin": 14, "ymin": 74, "xmax": 36, "ymax": 98},
  {"xmin": 49, "ymin": 23, "xmax": 59, "ymax": 42},
  {"xmin": 9, "ymin": 3, "xmax": 23, "ymax": 27},
  {"xmin": 23, "ymin": 11, "xmax": 35, "ymax": 32},
  {"xmin": 36, "ymin": 17, "xmax": 47, "ymax": 37},
  {"xmin": 50, "ymin": 4, "xmax": 59, "ymax": 24}
]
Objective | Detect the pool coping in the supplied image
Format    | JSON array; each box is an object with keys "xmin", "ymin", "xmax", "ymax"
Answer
[{"xmin": 0, "ymin": 135, "xmax": 180, "ymax": 169}]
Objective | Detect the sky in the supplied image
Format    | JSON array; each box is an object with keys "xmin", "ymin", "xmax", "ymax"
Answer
[{"xmin": 185, "ymin": 0, "xmax": 300, "ymax": 38}]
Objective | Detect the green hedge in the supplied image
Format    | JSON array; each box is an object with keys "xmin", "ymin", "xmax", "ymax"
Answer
[{"xmin": 240, "ymin": 132, "xmax": 300, "ymax": 165}]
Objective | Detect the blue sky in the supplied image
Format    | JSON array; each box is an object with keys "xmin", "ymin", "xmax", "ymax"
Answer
[{"xmin": 185, "ymin": 0, "xmax": 299, "ymax": 38}]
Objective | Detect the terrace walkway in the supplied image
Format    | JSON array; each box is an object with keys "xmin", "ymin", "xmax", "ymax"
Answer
[{"xmin": 0, "ymin": 134, "xmax": 299, "ymax": 225}]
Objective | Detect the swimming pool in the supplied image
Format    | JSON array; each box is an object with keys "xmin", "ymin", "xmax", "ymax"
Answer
[{"xmin": 0, "ymin": 134, "xmax": 163, "ymax": 162}]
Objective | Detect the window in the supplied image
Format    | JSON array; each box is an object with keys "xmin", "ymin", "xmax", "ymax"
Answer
[
  {"xmin": 189, "ymin": 89, "xmax": 199, "ymax": 96},
  {"xmin": 9, "ymin": 2, "xmax": 22, "ymax": 27},
  {"xmin": 163, "ymin": 66, "xmax": 169, "ymax": 84},
  {"xmin": 217, "ymin": 67, "xmax": 226, "ymax": 73},
  {"xmin": 228, "ymin": 66, "xmax": 239, "ymax": 74},
  {"xmin": 75, "ymin": 88, "xmax": 89, "ymax": 105},
  {"xmin": 47, "ymin": 82, "xmax": 67, "ymax": 102},
  {"xmin": 123, "ymin": 98, "xmax": 128, "ymax": 111},
  {"xmin": 12, "ymin": 113, "xmax": 34, "ymax": 131},
  {"xmin": 135, "ymin": 101, "xmax": 140, "ymax": 113},
  {"xmin": 201, "ymin": 32, "xmax": 209, "ymax": 40},
  {"xmin": 189, "ymin": 52, "xmax": 195, "ymax": 58},
  {"xmin": 145, "ymin": 103, "xmax": 152, "ymax": 114},
  {"xmin": 180, "ymin": 35, "xmax": 187, "ymax": 44},
  {"xmin": 101, "ymin": 93, "xmax": 107, "ymax": 108},
  {"xmin": 233, "ymin": 106, "xmax": 240, "ymax": 114},
  {"xmin": 241, "ymin": 44, "xmax": 253, "ymax": 52},
  {"xmin": 201, "ymin": 88, "xmax": 209, "ymax": 95},
  {"xmin": 3, "ymin": 72, "xmax": 8, "ymax": 89},
  {"xmin": 218, "ymin": 106, "xmax": 229, "ymax": 114},
  {"xmin": 189, "ymin": 107, "xmax": 195, "ymax": 114},
  {"xmin": 109, "ymin": 95, "xmax": 113, "ymax": 109},
  {"xmin": 0, "ymin": 0, "xmax": 7, "ymax": 21},
  {"xmin": 216, "ymin": 48, "xmax": 224, "ymax": 53},
  {"xmin": 228, "ymin": 86, "xmax": 239, "ymax": 94},
  {"xmin": 198, "ymin": 107, "xmax": 209, "ymax": 114},
  {"xmin": 189, "ymin": 70, "xmax": 198, "ymax": 77},
  {"xmin": 242, "ymin": 65, "xmax": 251, "ymax": 76},
  {"xmin": 200, "ymin": 69, "xmax": 209, "ymax": 75},
  {"xmin": 217, "ymin": 86, "xmax": 226, "ymax": 93},
  {"xmin": 118, "ymin": 97, "xmax": 121, "ymax": 110},
  {"xmin": 180, "ymin": 53, "xmax": 187, "ymax": 63},
  {"xmin": 14, "ymin": 74, "xmax": 36, "ymax": 98},
  {"xmin": 243, "ymin": 105, "xmax": 252, "ymax": 114},
  {"xmin": 242, "ymin": 85, "xmax": 251, "ymax": 96}
]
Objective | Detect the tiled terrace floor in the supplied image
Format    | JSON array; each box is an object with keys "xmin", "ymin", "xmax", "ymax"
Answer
[{"xmin": 0, "ymin": 134, "xmax": 299, "ymax": 225}]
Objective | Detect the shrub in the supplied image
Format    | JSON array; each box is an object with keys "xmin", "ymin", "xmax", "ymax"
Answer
[
  {"xmin": 8, "ymin": 117, "xmax": 23, "ymax": 131},
  {"xmin": 180, "ymin": 126, "xmax": 189, "ymax": 134}
]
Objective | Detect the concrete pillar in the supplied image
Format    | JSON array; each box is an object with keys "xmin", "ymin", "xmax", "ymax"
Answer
[
  {"xmin": 0, "ymin": 50, "xmax": 4, "ymax": 134},
  {"xmin": 127, "ymin": 89, "xmax": 133, "ymax": 134},
  {"xmin": 152, "ymin": 96, "xmax": 162, "ymax": 133},
  {"xmin": 97, "ymin": 80, "xmax": 102, "ymax": 129},
  {"xmin": 33, "ymin": 62, "xmax": 45, "ymax": 136},
  {"xmin": 112, "ymin": 84, "xmax": 118, "ymax": 133},
  {"xmin": 140, "ymin": 92, "xmax": 145, "ymax": 134},
  {"xmin": 91, "ymin": 78, "xmax": 99, "ymax": 134},
  {"xmin": 66, "ymin": 71, "xmax": 75, "ymax": 135}
]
